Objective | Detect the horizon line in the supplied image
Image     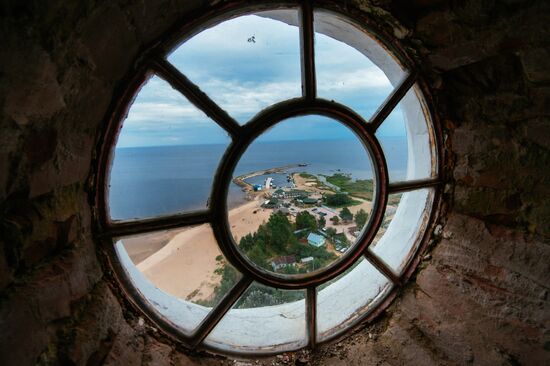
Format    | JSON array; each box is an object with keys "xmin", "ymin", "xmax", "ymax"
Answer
[{"xmin": 116, "ymin": 135, "xmax": 407, "ymax": 149}]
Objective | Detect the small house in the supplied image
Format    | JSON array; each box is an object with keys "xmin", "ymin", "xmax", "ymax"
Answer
[
  {"xmin": 307, "ymin": 233, "xmax": 326, "ymax": 247},
  {"xmin": 271, "ymin": 255, "xmax": 297, "ymax": 271}
]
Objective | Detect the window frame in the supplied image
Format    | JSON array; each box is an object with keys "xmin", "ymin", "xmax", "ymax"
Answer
[{"xmin": 92, "ymin": 0, "xmax": 444, "ymax": 356}]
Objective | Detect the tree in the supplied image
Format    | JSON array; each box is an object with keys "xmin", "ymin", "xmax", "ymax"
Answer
[
  {"xmin": 325, "ymin": 193, "xmax": 352, "ymax": 207},
  {"xmin": 330, "ymin": 216, "xmax": 340, "ymax": 225},
  {"xmin": 318, "ymin": 216, "xmax": 326, "ymax": 229},
  {"xmin": 311, "ymin": 258, "xmax": 324, "ymax": 271},
  {"xmin": 266, "ymin": 212, "xmax": 294, "ymax": 252},
  {"xmin": 296, "ymin": 211, "xmax": 318, "ymax": 231},
  {"xmin": 281, "ymin": 265, "xmax": 299, "ymax": 275},
  {"xmin": 340, "ymin": 207, "xmax": 353, "ymax": 222},
  {"xmin": 239, "ymin": 233, "xmax": 255, "ymax": 252},
  {"xmin": 355, "ymin": 209, "xmax": 369, "ymax": 229},
  {"xmin": 247, "ymin": 246, "xmax": 269, "ymax": 269},
  {"xmin": 325, "ymin": 227, "xmax": 337, "ymax": 238}
]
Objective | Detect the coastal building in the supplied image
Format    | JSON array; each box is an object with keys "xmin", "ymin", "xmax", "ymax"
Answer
[
  {"xmin": 300, "ymin": 257, "xmax": 314, "ymax": 264},
  {"xmin": 271, "ymin": 255, "xmax": 296, "ymax": 271},
  {"xmin": 289, "ymin": 189, "xmax": 310, "ymax": 198},
  {"xmin": 307, "ymin": 233, "xmax": 326, "ymax": 247},
  {"xmin": 275, "ymin": 207, "xmax": 290, "ymax": 215},
  {"xmin": 302, "ymin": 197, "xmax": 318, "ymax": 205},
  {"xmin": 262, "ymin": 198, "xmax": 279, "ymax": 209},
  {"xmin": 313, "ymin": 206, "xmax": 338, "ymax": 221},
  {"xmin": 273, "ymin": 188, "xmax": 310, "ymax": 199}
]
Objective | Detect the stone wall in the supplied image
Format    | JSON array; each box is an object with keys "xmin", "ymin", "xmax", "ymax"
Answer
[{"xmin": 0, "ymin": 0, "xmax": 548, "ymax": 365}]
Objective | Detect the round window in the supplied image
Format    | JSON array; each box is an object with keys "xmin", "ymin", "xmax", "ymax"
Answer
[{"xmin": 95, "ymin": 1, "xmax": 442, "ymax": 356}]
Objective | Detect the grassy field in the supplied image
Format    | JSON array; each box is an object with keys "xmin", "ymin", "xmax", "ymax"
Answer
[
  {"xmin": 325, "ymin": 198, "xmax": 362, "ymax": 208},
  {"xmin": 325, "ymin": 173, "xmax": 374, "ymax": 200},
  {"xmin": 299, "ymin": 172, "xmax": 316, "ymax": 179}
]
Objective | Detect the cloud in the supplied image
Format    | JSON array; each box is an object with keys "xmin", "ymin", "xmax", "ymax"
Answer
[
  {"xmin": 169, "ymin": 12, "xmax": 300, "ymax": 56},
  {"xmin": 120, "ymin": 13, "xmax": 404, "ymax": 147},
  {"xmin": 317, "ymin": 67, "xmax": 392, "ymax": 92}
]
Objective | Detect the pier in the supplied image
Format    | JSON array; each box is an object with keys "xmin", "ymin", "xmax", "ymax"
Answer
[{"xmin": 232, "ymin": 163, "xmax": 308, "ymax": 191}]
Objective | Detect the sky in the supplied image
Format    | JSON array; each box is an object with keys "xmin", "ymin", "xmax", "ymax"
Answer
[{"xmin": 116, "ymin": 11, "xmax": 408, "ymax": 148}]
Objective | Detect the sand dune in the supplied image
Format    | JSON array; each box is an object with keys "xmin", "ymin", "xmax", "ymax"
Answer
[{"xmin": 123, "ymin": 199, "xmax": 272, "ymax": 302}]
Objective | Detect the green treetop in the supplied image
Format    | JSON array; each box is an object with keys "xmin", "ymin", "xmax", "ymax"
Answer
[
  {"xmin": 340, "ymin": 207, "xmax": 353, "ymax": 222},
  {"xmin": 354, "ymin": 208, "xmax": 369, "ymax": 229},
  {"xmin": 296, "ymin": 211, "xmax": 318, "ymax": 232}
]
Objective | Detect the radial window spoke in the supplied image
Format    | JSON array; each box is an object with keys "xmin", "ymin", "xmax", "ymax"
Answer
[
  {"xmin": 204, "ymin": 282, "xmax": 307, "ymax": 353},
  {"xmin": 314, "ymin": 10, "xmax": 401, "ymax": 124},
  {"xmin": 389, "ymin": 178, "xmax": 441, "ymax": 194},
  {"xmin": 104, "ymin": 210, "xmax": 211, "ymax": 238},
  {"xmin": 191, "ymin": 276, "xmax": 252, "ymax": 346},
  {"xmin": 316, "ymin": 257, "xmax": 394, "ymax": 342},
  {"xmin": 167, "ymin": 9, "xmax": 302, "ymax": 124},
  {"xmin": 376, "ymin": 82, "xmax": 437, "ymax": 182},
  {"xmin": 363, "ymin": 250, "xmax": 400, "ymax": 285},
  {"xmin": 107, "ymin": 75, "xmax": 232, "ymax": 221},
  {"xmin": 306, "ymin": 287, "xmax": 317, "ymax": 348},
  {"xmin": 370, "ymin": 71, "xmax": 417, "ymax": 132},
  {"xmin": 151, "ymin": 58, "xmax": 241, "ymax": 138},
  {"xmin": 113, "ymin": 224, "xmax": 242, "ymax": 336},
  {"xmin": 300, "ymin": 1, "xmax": 316, "ymax": 99}
]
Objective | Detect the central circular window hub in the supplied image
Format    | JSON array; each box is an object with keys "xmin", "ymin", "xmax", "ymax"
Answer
[{"xmin": 216, "ymin": 111, "xmax": 387, "ymax": 286}]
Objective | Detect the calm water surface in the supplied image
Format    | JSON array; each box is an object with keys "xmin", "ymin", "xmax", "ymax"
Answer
[{"xmin": 108, "ymin": 138, "xmax": 407, "ymax": 220}]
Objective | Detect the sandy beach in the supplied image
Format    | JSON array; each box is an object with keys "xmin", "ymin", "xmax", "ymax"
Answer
[
  {"xmin": 122, "ymin": 172, "xmax": 384, "ymax": 302},
  {"xmin": 123, "ymin": 198, "xmax": 271, "ymax": 302}
]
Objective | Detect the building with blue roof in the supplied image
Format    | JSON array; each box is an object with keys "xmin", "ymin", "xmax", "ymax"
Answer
[{"xmin": 307, "ymin": 233, "xmax": 326, "ymax": 247}]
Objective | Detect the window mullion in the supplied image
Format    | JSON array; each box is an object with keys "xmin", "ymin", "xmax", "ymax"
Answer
[
  {"xmin": 150, "ymin": 57, "xmax": 241, "ymax": 138},
  {"xmin": 190, "ymin": 276, "xmax": 253, "ymax": 347},
  {"xmin": 306, "ymin": 286, "xmax": 317, "ymax": 349},
  {"xmin": 300, "ymin": 0, "xmax": 316, "ymax": 100},
  {"xmin": 102, "ymin": 210, "xmax": 212, "ymax": 238},
  {"xmin": 369, "ymin": 71, "xmax": 418, "ymax": 132},
  {"xmin": 364, "ymin": 251, "xmax": 401, "ymax": 285},
  {"xmin": 388, "ymin": 177, "xmax": 441, "ymax": 194}
]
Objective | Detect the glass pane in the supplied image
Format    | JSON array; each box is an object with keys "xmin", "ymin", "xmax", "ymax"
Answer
[
  {"xmin": 317, "ymin": 258, "xmax": 393, "ymax": 342},
  {"xmin": 168, "ymin": 10, "xmax": 301, "ymax": 124},
  {"xmin": 204, "ymin": 282, "xmax": 306, "ymax": 353},
  {"xmin": 314, "ymin": 11, "xmax": 403, "ymax": 122},
  {"xmin": 376, "ymin": 106, "xmax": 408, "ymax": 182},
  {"xmin": 227, "ymin": 115, "xmax": 375, "ymax": 276},
  {"xmin": 115, "ymin": 224, "xmax": 241, "ymax": 335},
  {"xmin": 376, "ymin": 84, "xmax": 435, "ymax": 182},
  {"xmin": 370, "ymin": 188, "xmax": 434, "ymax": 274},
  {"xmin": 108, "ymin": 75, "xmax": 231, "ymax": 221},
  {"xmin": 371, "ymin": 192, "xmax": 403, "ymax": 248}
]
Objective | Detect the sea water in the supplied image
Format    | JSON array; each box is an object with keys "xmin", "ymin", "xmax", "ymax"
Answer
[{"xmin": 108, "ymin": 137, "xmax": 407, "ymax": 220}]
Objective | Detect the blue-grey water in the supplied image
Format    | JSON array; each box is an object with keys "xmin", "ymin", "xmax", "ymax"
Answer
[{"xmin": 108, "ymin": 137, "xmax": 407, "ymax": 220}]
